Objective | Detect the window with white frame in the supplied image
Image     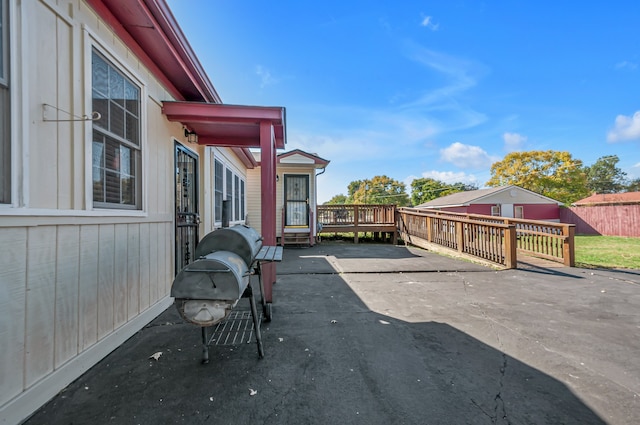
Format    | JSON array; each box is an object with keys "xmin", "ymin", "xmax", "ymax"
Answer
[
  {"xmin": 514, "ymin": 206, "xmax": 524, "ymax": 219},
  {"xmin": 214, "ymin": 156, "xmax": 246, "ymax": 225},
  {"xmin": 234, "ymin": 175, "xmax": 240, "ymax": 221},
  {"xmin": 491, "ymin": 205, "xmax": 501, "ymax": 216},
  {"xmin": 214, "ymin": 159, "xmax": 223, "ymax": 222},
  {"xmin": 0, "ymin": 0, "xmax": 10, "ymax": 204},
  {"xmin": 91, "ymin": 49, "xmax": 141, "ymax": 209}
]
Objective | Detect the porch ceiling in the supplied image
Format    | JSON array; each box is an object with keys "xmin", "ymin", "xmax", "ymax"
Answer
[{"xmin": 162, "ymin": 102, "xmax": 287, "ymax": 150}]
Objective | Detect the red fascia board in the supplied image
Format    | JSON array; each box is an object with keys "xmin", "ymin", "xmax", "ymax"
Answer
[
  {"xmin": 149, "ymin": 0, "xmax": 220, "ymax": 102},
  {"xmin": 86, "ymin": 0, "xmax": 184, "ymax": 101},
  {"xmin": 86, "ymin": 0, "xmax": 218, "ymax": 102},
  {"xmin": 163, "ymin": 102, "xmax": 285, "ymax": 123}
]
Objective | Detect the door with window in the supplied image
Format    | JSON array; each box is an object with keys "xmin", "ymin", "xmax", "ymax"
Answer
[
  {"xmin": 284, "ymin": 174, "xmax": 309, "ymax": 227},
  {"xmin": 175, "ymin": 143, "xmax": 199, "ymax": 273}
]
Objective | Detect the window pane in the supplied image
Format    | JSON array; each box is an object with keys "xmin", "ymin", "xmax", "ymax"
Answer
[
  {"xmin": 214, "ymin": 160, "xmax": 223, "ymax": 222},
  {"xmin": 105, "ymin": 170, "xmax": 120, "ymax": 203},
  {"xmin": 92, "ymin": 52, "xmax": 108, "ymax": 97},
  {"xmin": 109, "ymin": 100, "xmax": 125, "ymax": 138},
  {"xmin": 0, "ymin": 2, "xmax": 10, "ymax": 203},
  {"xmin": 92, "ymin": 48, "xmax": 141, "ymax": 209},
  {"xmin": 0, "ymin": 2, "xmax": 4, "ymax": 82},
  {"xmin": 241, "ymin": 180, "xmax": 245, "ymax": 221},
  {"xmin": 92, "ymin": 89, "xmax": 109, "ymax": 130},
  {"xmin": 92, "ymin": 139, "xmax": 105, "ymax": 202},
  {"xmin": 234, "ymin": 175, "xmax": 240, "ymax": 221},
  {"xmin": 125, "ymin": 111, "xmax": 139, "ymax": 145},
  {"xmin": 226, "ymin": 169, "xmax": 232, "ymax": 201},
  {"xmin": 109, "ymin": 68, "xmax": 124, "ymax": 106},
  {"xmin": 125, "ymin": 80, "xmax": 139, "ymax": 116}
]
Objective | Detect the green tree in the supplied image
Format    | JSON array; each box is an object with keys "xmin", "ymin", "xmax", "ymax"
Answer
[
  {"xmin": 411, "ymin": 178, "xmax": 478, "ymax": 205},
  {"xmin": 324, "ymin": 194, "xmax": 347, "ymax": 205},
  {"xmin": 627, "ymin": 178, "xmax": 640, "ymax": 192},
  {"xmin": 347, "ymin": 175, "xmax": 410, "ymax": 206},
  {"xmin": 486, "ymin": 150, "xmax": 589, "ymax": 204},
  {"xmin": 585, "ymin": 155, "xmax": 628, "ymax": 194}
]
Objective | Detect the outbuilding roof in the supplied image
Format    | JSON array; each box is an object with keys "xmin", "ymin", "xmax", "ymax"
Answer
[
  {"xmin": 572, "ymin": 192, "xmax": 640, "ymax": 206},
  {"xmin": 415, "ymin": 185, "xmax": 562, "ymax": 208}
]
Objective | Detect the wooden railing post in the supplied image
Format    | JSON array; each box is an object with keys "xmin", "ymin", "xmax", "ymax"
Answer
[
  {"xmin": 455, "ymin": 221, "xmax": 464, "ymax": 253},
  {"xmin": 353, "ymin": 205, "xmax": 359, "ymax": 243},
  {"xmin": 426, "ymin": 215, "xmax": 432, "ymax": 242},
  {"xmin": 504, "ymin": 224, "xmax": 517, "ymax": 269},
  {"xmin": 563, "ymin": 224, "xmax": 575, "ymax": 267}
]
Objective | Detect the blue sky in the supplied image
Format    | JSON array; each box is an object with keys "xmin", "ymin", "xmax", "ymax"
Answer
[{"xmin": 167, "ymin": 0, "xmax": 640, "ymax": 203}]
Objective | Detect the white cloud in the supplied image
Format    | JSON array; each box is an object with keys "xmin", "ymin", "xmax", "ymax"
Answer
[
  {"xmin": 256, "ymin": 65, "xmax": 277, "ymax": 88},
  {"xmin": 439, "ymin": 142, "xmax": 499, "ymax": 169},
  {"xmin": 420, "ymin": 16, "xmax": 439, "ymax": 31},
  {"xmin": 419, "ymin": 170, "xmax": 478, "ymax": 184},
  {"xmin": 615, "ymin": 61, "xmax": 638, "ymax": 71},
  {"xmin": 503, "ymin": 132, "xmax": 527, "ymax": 151},
  {"xmin": 607, "ymin": 111, "xmax": 640, "ymax": 142},
  {"xmin": 399, "ymin": 43, "xmax": 488, "ymax": 131}
]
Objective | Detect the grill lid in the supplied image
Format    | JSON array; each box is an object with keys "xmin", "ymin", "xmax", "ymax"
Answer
[
  {"xmin": 171, "ymin": 251, "xmax": 250, "ymax": 302},
  {"xmin": 194, "ymin": 224, "xmax": 263, "ymax": 267}
]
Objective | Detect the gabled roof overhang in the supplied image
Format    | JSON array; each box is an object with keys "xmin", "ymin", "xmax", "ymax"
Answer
[
  {"xmin": 87, "ymin": 0, "xmax": 289, "ymax": 169},
  {"xmin": 162, "ymin": 102, "xmax": 286, "ymax": 168}
]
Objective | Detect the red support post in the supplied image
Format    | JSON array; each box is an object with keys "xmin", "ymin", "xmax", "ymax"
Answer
[{"xmin": 260, "ymin": 121, "xmax": 277, "ymax": 303}]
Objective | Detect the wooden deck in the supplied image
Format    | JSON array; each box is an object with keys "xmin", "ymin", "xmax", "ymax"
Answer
[{"xmin": 317, "ymin": 204, "xmax": 397, "ymax": 244}]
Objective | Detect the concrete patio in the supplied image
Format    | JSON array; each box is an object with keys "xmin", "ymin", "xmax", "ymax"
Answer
[{"xmin": 23, "ymin": 243, "xmax": 640, "ymax": 424}]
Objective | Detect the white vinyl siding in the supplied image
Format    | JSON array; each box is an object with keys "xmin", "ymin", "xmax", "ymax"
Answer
[{"xmin": 0, "ymin": 3, "xmax": 182, "ymax": 422}]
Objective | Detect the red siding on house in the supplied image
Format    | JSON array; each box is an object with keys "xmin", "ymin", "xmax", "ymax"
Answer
[
  {"xmin": 560, "ymin": 205, "xmax": 640, "ymax": 237},
  {"xmin": 439, "ymin": 206, "xmax": 471, "ymax": 214},
  {"xmin": 437, "ymin": 204, "xmax": 560, "ymax": 220},
  {"xmin": 466, "ymin": 204, "xmax": 492, "ymax": 215},
  {"xmin": 518, "ymin": 204, "xmax": 560, "ymax": 221}
]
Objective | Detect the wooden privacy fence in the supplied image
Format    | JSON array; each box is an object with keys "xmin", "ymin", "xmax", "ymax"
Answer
[{"xmin": 317, "ymin": 204, "xmax": 397, "ymax": 243}]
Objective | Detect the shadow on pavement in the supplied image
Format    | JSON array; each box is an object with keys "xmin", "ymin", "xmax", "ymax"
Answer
[{"xmin": 24, "ymin": 248, "xmax": 607, "ymax": 425}]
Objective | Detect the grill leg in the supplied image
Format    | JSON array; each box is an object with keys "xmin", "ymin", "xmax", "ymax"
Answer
[
  {"xmin": 255, "ymin": 263, "xmax": 272, "ymax": 322},
  {"xmin": 246, "ymin": 285, "xmax": 265, "ymax": 359},
  {"xmin": 201, "ymin": 327, "xmax": 210, "ymax": 364}
]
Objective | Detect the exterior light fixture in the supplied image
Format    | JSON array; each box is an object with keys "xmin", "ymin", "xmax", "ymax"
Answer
[{"xmin": 184, "ymin": 128, "xmax": 198, "ymax": 144}]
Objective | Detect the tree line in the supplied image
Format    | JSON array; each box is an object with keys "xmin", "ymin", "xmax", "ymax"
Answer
[{"xmin": 325, "ymin": 152, "xmax": 640, "ymax": 206}]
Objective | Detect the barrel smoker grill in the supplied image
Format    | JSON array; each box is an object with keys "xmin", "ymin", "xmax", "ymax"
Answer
[{"xmin": 171, "ymin": 224, "xmax": 282, "ymax": 361}]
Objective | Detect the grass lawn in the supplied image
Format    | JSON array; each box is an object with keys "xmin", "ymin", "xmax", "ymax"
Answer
[{"xmin": 575, "ymin": 235, "xmax": 640, "ymax": 269}]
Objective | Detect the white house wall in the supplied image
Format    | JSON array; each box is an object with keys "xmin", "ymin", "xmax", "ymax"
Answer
[
  {"xmin": 0, "ymin": 1, "xmax": 190, "ymax": 423},
  {"xmin": 246, "ymin": 165, "xmax": 318, "ymax": 238},
  {"xmin": 480, "ymin": 189, "xmax": 559, "ymax": 205}
]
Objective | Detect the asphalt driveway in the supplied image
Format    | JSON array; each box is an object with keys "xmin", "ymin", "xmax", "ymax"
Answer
[{"xmin": 24, "ymin": 243, "xmax": 640, "ymax": 424}]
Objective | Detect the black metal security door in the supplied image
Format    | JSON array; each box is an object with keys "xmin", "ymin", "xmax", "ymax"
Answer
[
  {"xmin": 284, "ymin": 174, "xmax": 309, "ymax": 226},
  {"xmin": 175, "ymin": 143, "xmax": 199, "ymax": 273}
]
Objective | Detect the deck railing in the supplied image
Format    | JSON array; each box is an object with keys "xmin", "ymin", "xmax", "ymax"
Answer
[
  {"xmin": 317, "ymin": 204, "xmax": 397, "ymax": 243},
  {"xmin": 401, "ymin": 209, "xmax": 575, "ymax": 267},
  {"xmin": 397, "ymin": 208, "xmax": 518, "ymax": 268},
  {"xmin": 316, "ymin": 205, "xmax": 575, "ymax": 268}
]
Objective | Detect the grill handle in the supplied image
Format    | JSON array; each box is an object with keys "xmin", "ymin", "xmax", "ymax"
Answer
[
  {"xmin": 184, "ymin": 268, "xmax": 232, "ymax": 273},
  {"xmin": 184, "ymin": 268, "xmax": 252, "ymax": 277}
]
